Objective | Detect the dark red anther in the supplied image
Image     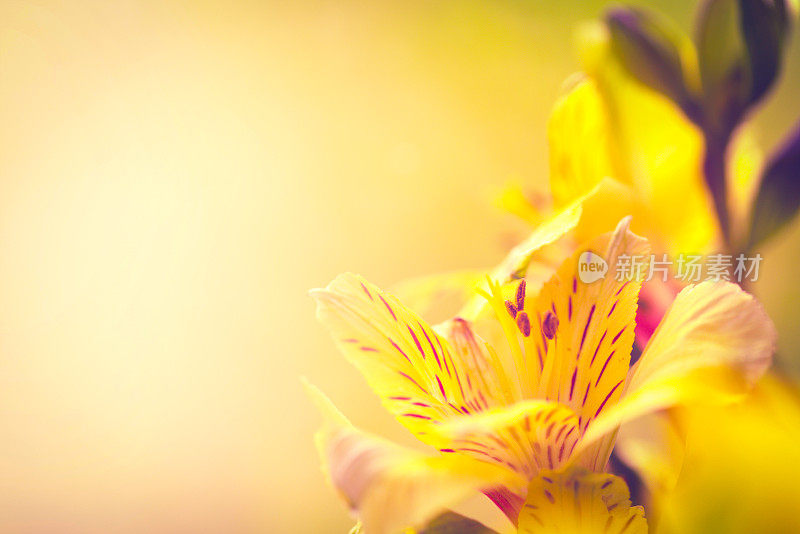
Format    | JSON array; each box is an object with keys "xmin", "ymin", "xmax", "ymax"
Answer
[
  {"xmin": 505, "ymin": 300, "xmax": 518, "ymax": 318},
  {"xmin": 516, "ymin": 311, "xmax": 531, "ymax": 337},
  {"xmin": 515, "ymin": 279, "xmax": 527, "ymax": 311},
  {"xmin": 543, "ymin": 311, "xmax": 559, "ymax": 340}
]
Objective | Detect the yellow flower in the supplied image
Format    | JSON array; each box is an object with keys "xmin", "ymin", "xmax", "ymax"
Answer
[
  {"xmin": 656, "ymin": 376, "xmax": 800, "ymax": 534},
  {"xmin": 506, "ymin": 35, "xmax": 719, "ymax": 257},
  {"xmin": 307, "ymin": 217, "xmax": 775, "ymax": 534},
  {"xmin": 492, "ymin": 27, "xmax": 771, "ymax": 500},
  {"xmin": 501, "ymin": 14, "xmax": 772, "ymax": 257},
  {"xmin": 401, "ymin": 23, "xmax": 765, "ymax": 340}
]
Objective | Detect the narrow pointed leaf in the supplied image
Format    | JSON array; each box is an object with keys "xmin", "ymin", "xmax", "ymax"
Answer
[
  {"xmin": 748, "ymin": 122, "xmax": 800, "ymax": 248},
  {"xmin": 738, "ymin": 0, "xmax": 792, "ymax": 106},
  {"xmin": 607, "ymin": 6, "xmax": 698, "ymax": 119}
]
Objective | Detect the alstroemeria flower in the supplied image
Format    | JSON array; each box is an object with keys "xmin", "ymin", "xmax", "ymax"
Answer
[
  {"xmin": 308, "ymin": 218, "xmax": 775, "ymax": 534},
  {"xmin": 382, "ymin": 7, "xmax": 796, "ymax": 519},
  {"xmin": 482, "ymin": 25, "xmax": 761, "ymax": 503}
]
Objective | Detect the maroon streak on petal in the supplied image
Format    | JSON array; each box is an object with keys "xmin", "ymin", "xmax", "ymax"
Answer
[
  {"xmin": 589, "ymin": 331, "xmax": 607, "ymax": 367},
  {"xmin": 407, "ymin": 325, "xmax": 426, "ymax": 359},
  {"xmin": 388, "ymin": 338, "xmax": 412, "ymax": 363},
  {"xmin": 569, "ymin": 367, "xmax": 578, "ymax": 400},
  {"xmin": 581, "ymin": 383, "xmax": 591, "ymax": 406},
  {"xmin": 484, "ymin": 487, "xmax": 524, "ymax": 526},
  {"xmin": 554, "ymin": 424, "xmax": 568, "ymax": 443},
  {"xmin": 615, "ymin": 280, "xmax": 630, "ymax": 296},
  {"xmin": 419, "ymin": 322, "xmax": 442, "ymax": 370},
  {"xmin": 435, "ymin": 375, "xmax": 447, "ymax": 399},
  {"xmin": 611, "ymin": 328, "xmax": 626, "ymax": 345},
  {"xmin": 594, "ymin": 379, "xmax": 624, "ymax": 418},
  {"xmin": 397, "ymin": 371, "xmax": 427, "ymax": 393},
  {"xmin": 595, "ymin": 350, "xmax": 616, "ymax": 387},
  {"xmin": 545, "ymin": 421, "xmax": 556, "ymax": 439},
  {"xmin": 578, "ymin": 304, "xmax": 595, "ymax": 354},
  {"xmin": 360, "ymin": 282, "xmax": 373, "ymax": 300},
  {"xmin": 379, "ymin": 294, "xmax": 397, "ymax": 321}
]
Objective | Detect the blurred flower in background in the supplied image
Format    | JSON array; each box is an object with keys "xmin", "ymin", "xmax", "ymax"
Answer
[
  {"xmin": 657, "ymin": 376, "xmax": 800, "ymax": 533},
  {"xmin": 501, "ymin": 0, "xmax": 800, "ymax": 348},
  {"xmin": 593, "ymin": 0, "xmax": 800, "ymax": 254}
]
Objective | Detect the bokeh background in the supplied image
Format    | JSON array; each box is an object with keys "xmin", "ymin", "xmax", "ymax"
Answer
[{"xmin": 1, "ymin": 1, "xmax": 798, "ymax": 532}]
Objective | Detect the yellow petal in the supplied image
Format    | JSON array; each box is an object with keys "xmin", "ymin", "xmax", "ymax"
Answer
[
  {"xmin": 575, "ymin": 177, "xmax": 641, "ymax": 246},
  {"xmin": 517, "ymin": 466, "xmax": 647, "ymax": 534},
  {"xmin": 495, "ymin": 192, "xmax": 584, "ymax": 283},
  {"xmin": 306, "ymin": 382, "xmax": 518, "ymax": 534},
  {"xmin": 438, "ymin": 317, "xmax": 514, "ymax": 407},
  {"xmin": 658, "ymin": 376, "xmax": 800, "ymax": 534},
  {"xmin": 577, "ymin": 23, "xmax": 718, "ymax": 255},
  {"xmin": 530, "ymin": 218, "xmax": 648, "ymax": 433},
  {"xmin": 470, "ymin": 218, "xmax": 649, "ymax": 470},
  {"xmin": 547, "ymin": 79, "xmax": 620, "ymax": 209},
  {"xmin": 576, "ymin": 281, "xmax": 775, "ymax": 458},
  {"xmin": 311, "ymin": 273, "xmax": 509, "ymax": 448},
  {"xmin": 574, "ymin": 366, "xmax": 742, "ymax": 468},
  {"xmin": 629, "ymin": 281, "xmax": 775, "ymax": 391},
  {"xmin": 612, "ymin": 409, "xmax": 686, "ymax": 496},
  {"xmin": 433, "ymin": 400, "xmax": 581, "ymax": 479},
  {"xmin": 527, "ymin": 218, "xmax": 650, "ymax": 470}
]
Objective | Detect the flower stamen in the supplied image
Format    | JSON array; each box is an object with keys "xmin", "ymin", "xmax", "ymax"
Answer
[
  {"xmin": 542, "ymin": 312, "xmax": 559, "ymax": 340},
  {"xmin": 516, "ymin": 312, "xmax": 531, "ymax": 337}
]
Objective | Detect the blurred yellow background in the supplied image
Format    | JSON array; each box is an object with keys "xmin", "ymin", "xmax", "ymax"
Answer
[{"xmin": 1, "ymin": 1, "xmax": 798, "ymax": 532}]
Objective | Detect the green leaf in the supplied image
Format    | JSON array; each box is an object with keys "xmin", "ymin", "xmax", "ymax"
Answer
[
  {"xmin": 748, "ymin": 122, "xmax": 800, "ymax": 248},
  {"xmin": 695, "ymin": 0, "xmax": 749, "ymax": 133},
  {"xmin": 418, "ymin": 512, "xmax": 495, "ymax": 534},
  {"xmin": 738, "ymin": 0, "xmax": 792, "ymax": 106},
  {"xmin": 695, "ymin": 0, "xmax": 794, "ymax": 133},
  {"xmin": 606, "ymin": 7, "xmax": 699, "ymax": 121}
]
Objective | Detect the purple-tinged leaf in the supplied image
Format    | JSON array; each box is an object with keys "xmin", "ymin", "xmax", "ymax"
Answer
[{"xmin": 749, "ymin": 121, "xmax": 800, "ymax": 248}]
